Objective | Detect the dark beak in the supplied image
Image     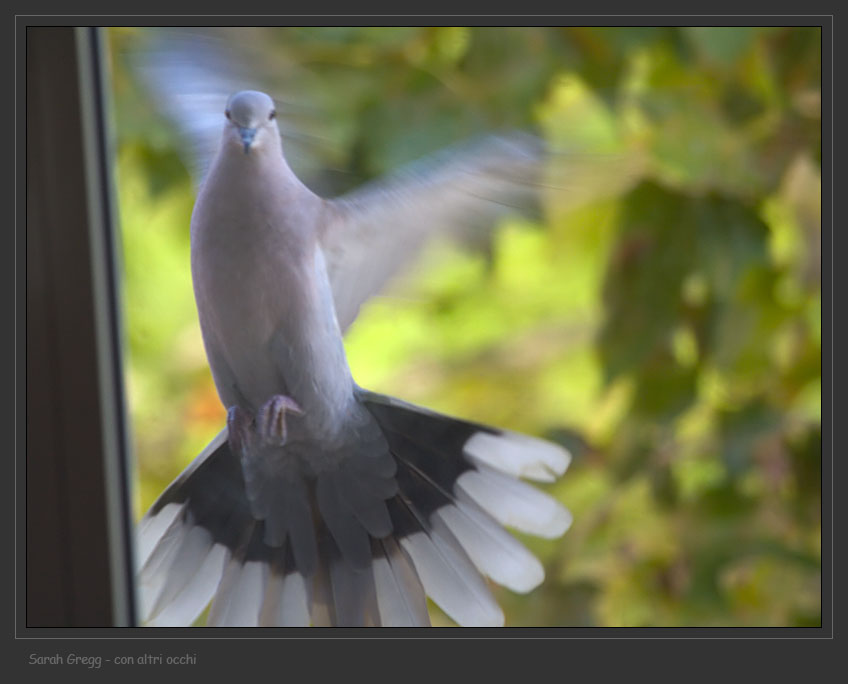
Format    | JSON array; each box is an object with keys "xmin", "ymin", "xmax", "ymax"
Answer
[{"xmin": 239, "ymin": 127, "xmax": 257, "ymax": 154}]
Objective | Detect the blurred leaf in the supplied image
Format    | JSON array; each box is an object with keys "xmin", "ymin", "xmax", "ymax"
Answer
[
  {"xmin": 682, "ymin": 27, "xmax": 757, "ymax": 67},
  {"xmin": 716, "ymin": 399, "xmax": 780, "ymax": 476}
]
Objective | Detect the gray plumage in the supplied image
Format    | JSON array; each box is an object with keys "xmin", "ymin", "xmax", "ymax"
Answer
[{"xmin": 135, "ymin": 35, "xmax": 574, "ymax": 627}]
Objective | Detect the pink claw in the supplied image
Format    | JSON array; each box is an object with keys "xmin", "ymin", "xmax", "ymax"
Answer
[{"xmin": 259, "ymin": 394, "xmax": 303, "ymax": 446}]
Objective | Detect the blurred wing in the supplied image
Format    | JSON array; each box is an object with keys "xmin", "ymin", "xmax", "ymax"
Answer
[
  {"xmin": 322, "ymin": 133, "xmax": 546, "ymax": 333},
  {"xmin": 130, "ymin": 28, "xmax": 323, "ymax": 187}
]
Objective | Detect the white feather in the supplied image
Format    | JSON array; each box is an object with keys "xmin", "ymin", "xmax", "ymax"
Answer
[
  {"xmin": 400, "ymin": 522, "xmax": 504, "ymax": 627},
  {"xmin": 135, "ymin": 429, "xmax": 228, "ymax": 572},
  {"xmin": 147, "ymin": 544, "xmax": 228, "ymax": 627},
  {"xmin": 259, "ymin": 569, "xmax": 311, "ymax": 627},
  {"xmin": 278, "ymin": 572, "xmax": 311, "ymax": 627},
  {"xmin": 435, "ymin": 501, "xmax": 544, "ymax": 593},
  {"xmin": 136, "ymin": 502, "xmax": 183, "ymax": 571},
  {"xmin": 207, "ymin": 559, "xmax": 265, "ymax": 627},
  {"xmin": 148, "ymin": 524, "xmax": 215, "ymax": 619},
  {"xmin": 138, "ymin": 515, "xmax": 192, "ymax": 621},
  {"xmin": 457, "ymin": 462, "xmax": 572, "ymax": 538},
  {"xmin": 463, "ymin": 431, "xmax": 571, "ymax": 482},
  {"xmin": 372, "ymin": 538, "xmax": 429, "ymax": 627}
]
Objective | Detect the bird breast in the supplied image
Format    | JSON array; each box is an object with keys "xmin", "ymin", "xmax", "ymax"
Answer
[{"xmin": 189, "ymin": 151, "xmax": 355, "ymax": 435}]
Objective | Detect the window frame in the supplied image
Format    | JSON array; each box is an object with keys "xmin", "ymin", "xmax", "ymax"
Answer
[{"xmin": 24, "ymin": 25, "xmax": 136, "ymax": 628}]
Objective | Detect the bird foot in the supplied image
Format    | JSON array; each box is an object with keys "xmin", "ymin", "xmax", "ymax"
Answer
[
  {"xmin": 259, "ymin": 394, "xmax": 304, "ymax": 446},
  {"xmin": 227, "ymin": 394, "xmax": 304, "ymax": 455}
]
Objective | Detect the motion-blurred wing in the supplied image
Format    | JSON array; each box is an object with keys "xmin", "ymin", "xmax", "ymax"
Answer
[
  {"xmin": 130, "ymin": 28, "xmax": 321, "ymax": 187},
  {"xmin": 322, "ymin": 133, "xmax": 546, "ymax": 333}
]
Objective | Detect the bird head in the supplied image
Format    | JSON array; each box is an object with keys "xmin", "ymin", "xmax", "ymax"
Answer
[{"xmin": 223, "ymin": 90, "xmax": 279, "ymax": 155}]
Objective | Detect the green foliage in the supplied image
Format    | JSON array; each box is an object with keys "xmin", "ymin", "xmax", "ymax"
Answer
[{"xmin": 108, "ymin": 26, "xmax": 821, "ymax": 627}]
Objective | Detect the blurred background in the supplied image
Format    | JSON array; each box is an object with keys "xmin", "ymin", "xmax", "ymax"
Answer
[{"xmin": 106, "ymin": 26, "xmax": 821, "ymax": 627}]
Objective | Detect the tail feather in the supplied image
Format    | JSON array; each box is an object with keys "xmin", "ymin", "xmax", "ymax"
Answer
[
  {"xmin": 456, "ymin": 461, "xmax": 573, "ymax": 538},
  {"xmin": 147, "ymin": 523, "xmax": 215, "ymax": 618},
  {"xmin": 315, "ymin": 520, "xmax": 378, "ymax": 627},
  {"xmin": 137, "ymin": 501, "xmax": 183, "ymax": 570},
  {"xmin": 463, "ymin": 430, "xmax": 570, "ymax": 482},
  {"xmin": 258, "ymin": 544, "xmax": 311, "ymax": 627},
  {"xmin": 387, "ymin": 496, "xmax": 504, "ymax": 627},
  {"xmin": 391, "ymin": 454, "xmax": 544, "ymax": 594},
  {"xmin": 309, "ymin": 550, "xmax": 334, "ymax": 627},
  {"xmin": 147, "ymin": 543, "xmax": 227, "ymax": 626},
  {"xmin": 316, "ymin": 472, "xmax": 373, "ymax": 571},
  {"xmin": 207, "ymin": 557, "xmax": 265, "ymax": 627},
  {"xmin": 434, "ymin": 501, "xmax": 544, "ymax": 594},
  {"xmin": 136, "ymin": 390, "xmax": 572, "ymax": 626},
  {"xmin": 327, "ymin": 548, "xmax": 381, "ymax": 627},
  {"xmin": 206, "ymin": 523, "xmax": 265, "ymax": 627},
  {"xmin": 278, "ymin": 476, "xmax": 319, "ymax": 577},
  {"xmin": 139, "ymin": 510, "xmax": 199, "ymax": 620},
  {"xmin": 372, "ymin": 536, "xmax": 430, "ymax": 627}
]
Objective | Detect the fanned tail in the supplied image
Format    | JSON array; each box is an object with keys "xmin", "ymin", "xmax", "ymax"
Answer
[{"xmin": 137, "ymin": 391, "xmax": 571, "ymax": 627}]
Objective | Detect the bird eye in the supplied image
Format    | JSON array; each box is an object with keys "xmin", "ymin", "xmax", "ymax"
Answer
[
  {"xmin": 225, "ymin": 109, "xmax": 231, "ymax": 120},
  {"xmin": 269, "ymin": 110, "xmax": 277, "ymax": 121}
]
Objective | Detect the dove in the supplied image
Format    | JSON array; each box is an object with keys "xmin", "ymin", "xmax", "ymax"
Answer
[{"xmin": 135, "ymin": 67, "xmax": 574, "ymax": 625}]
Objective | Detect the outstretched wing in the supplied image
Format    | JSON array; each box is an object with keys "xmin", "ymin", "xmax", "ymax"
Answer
[
  {"xmin": 129, "ymin": 28, "xmax": 640, "ymax": 333},
  {"xmin": 128, "ymin": 27, "xmax": 325, "ymax": 187},
  {"xmin": 321, "ymin": 133, "xmax": 547, "ymax": 333}
]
